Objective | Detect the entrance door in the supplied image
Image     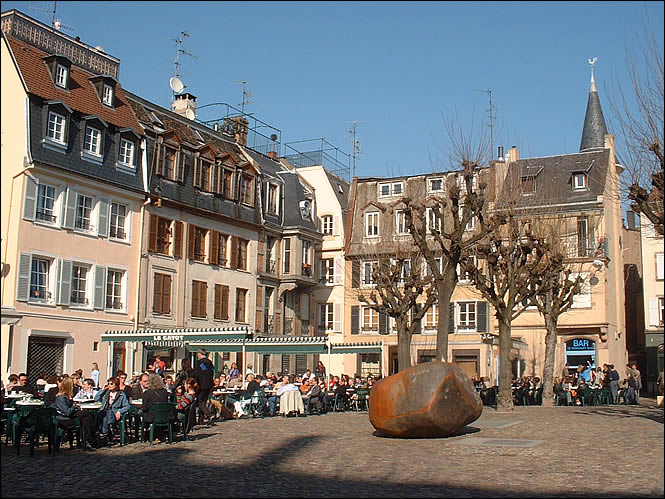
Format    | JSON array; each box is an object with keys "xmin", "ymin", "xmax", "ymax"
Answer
[{"xmin": 112, "ymin": 343, "xmax": 126, "ymax": 375}]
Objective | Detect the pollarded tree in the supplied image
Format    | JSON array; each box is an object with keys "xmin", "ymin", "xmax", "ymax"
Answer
[{"xmin": 460, "ymin": 216, "xmax": 551, "ymax": 409}]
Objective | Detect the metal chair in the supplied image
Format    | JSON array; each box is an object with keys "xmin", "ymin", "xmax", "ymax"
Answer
[
  {"xmin": 248, "ymin": 389, "xmax": 267, "ymax": 418},
  {"xmin": 141, "ymin": 403, "xmax": 175, "ymax": 445},
  {"xmin": 352, "ymin": 388, "xmax": 370, "ymax": 411},
  {"xmin": 15, "ymin": 407, "xmax": 58, "ymax": 456}
]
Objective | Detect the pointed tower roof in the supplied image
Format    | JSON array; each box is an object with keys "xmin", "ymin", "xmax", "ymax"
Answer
[{"xmin": 579, "ymin": 59, "xmax": 608, "ymax": 152}]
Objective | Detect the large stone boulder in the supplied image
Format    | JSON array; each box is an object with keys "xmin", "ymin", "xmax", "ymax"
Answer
[{"xmin": 369, "ymin": 361, "xmax": 482, "ymax": 438}]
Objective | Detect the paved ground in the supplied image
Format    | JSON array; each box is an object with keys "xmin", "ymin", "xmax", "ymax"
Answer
[{"xmin": 1, "ymin": 399, "xmax": 663, "ymax": 498}]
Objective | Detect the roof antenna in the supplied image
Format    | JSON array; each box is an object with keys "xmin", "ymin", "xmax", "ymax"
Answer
[
  {"xmin": 347, "ymin": 121, "xmax": 361, "ymax": 179},
  {"xmin": 29, "ymin": 1, "xmax": 73, "ymax": 33},
  {"xmin": 237, "ymin": 80, "xmax": 253, "ymax": 116},
  {"xmin": 170, "ymin": 31, "xmax": 198, "ymax": 105},
  {"xmin": 474, "ymin": 88, "xmax": 495, "ymax": 161}
]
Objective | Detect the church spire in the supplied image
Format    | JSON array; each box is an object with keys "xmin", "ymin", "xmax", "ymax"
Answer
[{"xmin": 579, "ymin": 57, "xmax": 608, "ymax": 152}]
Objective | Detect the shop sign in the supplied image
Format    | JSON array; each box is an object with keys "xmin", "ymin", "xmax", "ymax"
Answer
[
  {"xmin": 565, "ymin": 339, "xmax": 594, "ymax": 351},
  {"xmin": 146, "ymin": 334, "xmax": 184, "ymax": 347}
]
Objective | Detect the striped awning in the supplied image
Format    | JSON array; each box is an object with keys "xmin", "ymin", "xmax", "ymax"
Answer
[
  {"xmin": 188, "ymin": 336, "xmax": 327, "ymax": 354},
  {"xmin": 329, "ymin": 342, "xmax": 382, "ymax": 354},
  {"xmin": 101, "ymin": 326, "xmax": 253, "ymax": 344}
]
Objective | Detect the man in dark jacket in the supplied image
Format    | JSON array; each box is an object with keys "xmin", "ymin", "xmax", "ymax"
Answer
[{"xmin": 194, "ymin": 348, "xmax": 215, "ymax": 425}]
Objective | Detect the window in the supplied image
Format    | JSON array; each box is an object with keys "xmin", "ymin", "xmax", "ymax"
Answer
[
  {"xmin": 362, "ymin": 307, "xmax": 379, "ymax": 332},
  {"xmin": 210, "ymin": 232, "xmax": 228, "ymax": 266},
  {"xmin": 106, "ymin": 269, "xmax": 124, "ymax": 310},
  {"xmin": 161, "ymin": 146, "xmax": 177, "ymax": 179},
  {"xmin": 426, "ymin": 207, "xmax": 441, "ymax": 234},
  {"xmin": 84, "ymin": 126, "xmax": 102, "ymax": 156},
  {"xmin": 192, "ymin": 226, "xmax": 208, "ymax": 262},
  {"xmin": 267, "ymin": 183, "xmax": 279, "ymax": 214},
  {"xmin": 395, "ymin": 210, "xmax": 407, "ymax": 234},
  {"xmin": 235, "ymin": 238, "xmax": 248, "ymax": 270},
  {"xmin": 236, "ymin": 288, "xmax": 248, "ymax": 322},
  {"xmin": 425, "ymin": 257, "xmax": 442, "ymax": 276},
  {"xmin": 239, "ymin": 174, "xmax": 254, "ymax": 205},
  {"xmin": 365, "ymin": 212, "xmax": 379, "ymax": 237},
  {"xmin": 362, "ymin": 261, "xmax": 377, "ymax": 286},
  {"xmin": 572, "ymin": 173, "xmax": 588, "ymax": 190},
  {"xmin": 191, "ymin": 280, "xmax": 207, "ymax": 318},
  {"xmin": 70, "ymin": 264, "xmax": 90, "ymax": 306},
  {"xmin": 118, "ymin": 139, "xmax": 135, "ymax": 166},
  {"xmin": 656, "ymin": 253, "xmax": 664, "ymax": 280},
  {"xmin": 55, "ymin": 64, "xmax": 68, "ymax": 87},
  {"xmin": 283, "ymin": 238, "xmax": 291, "ymax": 274},
  {"xmin": 319, "ymin": 303, "xmax": 334, "ymax": 331},
  {"xmin": 425, "ymin": 305, "xmax": 439, "ymax": 330},
  {"xmin": 194, "ymin": 158, "xmax": 212, "ymax": 191},
  {"xmin": 153, "ymin": 273, "xmax": 172, "ymax": 315},
  {"xmin": 521, "ymin": 176, "xmax": 536, "ymax": 195},
  {"xmin": 577, "ymin": 218, "xmax": 591, "ymax": 257},
  {"xmin": 36, "ymin": 184, "xmax": 57, "ymax": 223},
  {"xmin": 659, "ymin": 297, "xmax": 665, "ymax": 326},
  {"xmin": 30, "ymin": 257, "xmax": 52, "ymax": 301},
  {"xmin": 321, "ymin": 215, "xmax": 334, "ymax": 235},
  {"xmin": 429, "ymin": 178, "xmax": 444, "ymax": 192},
  {"xmin": 214, "ymin": 284, "xmax": 229, "ymax": 320},
  {"xmin": 458, "ymin": 302, "xmax": 477, "ymax": 330},
  {"xmin": 459, "ymin": 205, "xmax": 475, "ymax": 231},
  {"xmin": 102, "ymin": 84, "xmax": 113, "ymax": 106},
  {"xmin": 109, "ymin": 202, "xmax": 127, "ymax": 240},
  {"xmin": 223, "ymin": 169, "xmax": 234, "ymax": 199},
  {"xmin": 378, "ymin": 182, "xmax": 403, "ymax": 197},
  {"xmin": 156, "ymin": 217, "xmax": 172, "ymax": 255},
  {"xmin": 302, "ymin": 240, "xmax": 311, "ymax": 276},
  {"xmin": 320, "ymin": 258, "xmax": 334, "ymax": 284},
  {"xmin": 47, "ymin": 112, "xmax": 66, "ymax": 143},
  {"xmin": 400, "ymin": 259, "xmax": 411, "ymax": 283},
  {"xmin": 74, "ymin": 194, "xmax": 94, "ymax": 232}
]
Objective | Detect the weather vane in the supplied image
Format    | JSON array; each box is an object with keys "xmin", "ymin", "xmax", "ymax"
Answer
[{"xmin": 588, "ymin": 57, "xmax": 598, "ymax": 90}]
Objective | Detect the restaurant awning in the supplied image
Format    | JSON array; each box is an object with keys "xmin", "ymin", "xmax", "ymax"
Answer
[
  {"xmin": 101, "ymin": 326, "xmax": 253, "ymax": 347},
  {"xmin": 186, "ymin": 336, "xmax": 384, "ymax": 355},
  {"xmin": 329, "ymin": 342, "xmax": 383, "ymax": 354}
]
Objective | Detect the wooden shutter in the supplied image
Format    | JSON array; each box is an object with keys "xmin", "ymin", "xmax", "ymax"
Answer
[
  {"xmin": 193, "ymin": 156, "xmax": 201, "ymax": 187},
  {"xmin": 201, "ymin": 282, "xmax": 208, "ymax": 317},
  {"xmin": 173, "ymin": 221, "xmax": 183, "ymax": 258},
  {"xmin": 94, "ymin": 265, "xmax": 106, "ymax": 310},
  {"xmin": 352, "ymin": 260, "xmax": 360, "ymax": 288},
  {"xmin": 351, "ymin": 305, "xmax": 359, "ymax": 335},
  {"xmin": 148, "ymin": 214, "xmax": 158, "ymax": 252},
  {"xmin": 413, "ymin": 304, "xmax": 422, "ymax": 334},
  {"xmin": 448, "ymin": 303, "xmax": 456, "ymax": 334},
  {"xmin": 214, "ymin": 284, "xmax": 222, "ymax": 319},
  {"xmin": 333, "ymin": 214, "xmax": 340, "ymax": 236},
  {"xmin": 23, "ymin": 176, "xmax": 38, "ymax": 221},
  {"xmin": 57, "ymin": 259, "xmax": 72, "ymax": 306},
  {"xmin": 63, "ymin": 188, "xmax": 76, "ymax": 229},
  {"xmin": 154, "ymin": 144, "xmax": 163, "ymax": 176},
  {"xmin": 230, "ymin": 236, "xmax": 238, "ymax": 269},
  {"xmin": 153, "ymin": 273, "xmax": 163, "ymax": 314},
  {"xmin": 379, "ymin": 311, "xmax": 388, "ymax": 334},
  {"xmin": 16, "ymin": 253, "xmax": 32, "ymax": 302},
  {"xmin": 191, "ymin": 281, "xmax": 200, "ymax": 317},
  {"xmin": 97, "ymin": 197, "xmax": 110, "ymax": 238},
  {"xmin": 334, "ymin": 256, "xmax": 344, "ymax": 284},
  {"xmin": 334, "ymin": 303, "xmax": 341, "ymax": 332},
  {"xmin": 178, "ymin": 151, "xmax": 186, "ymax": 182},
  {"xmin": 187, "ymin": 224, "xmax": 195, "ymax": 260},
  {"xmin": 163, "ymin": 274, "xmax": 171, "ymax": 314},
  {"xmin": 210, "ymin": 231, "xmax": 219, "ymax": 265},
  {"xmin": 222, "ymin": 285, "xmax": 229, "ymax": 320},
  {"xmin": 649, "ymin": 298, "xmax": 660, "ymax": 326},
  {"xmin": 477, "ymin": 301, "xmax": 487, "ymax": 332}
]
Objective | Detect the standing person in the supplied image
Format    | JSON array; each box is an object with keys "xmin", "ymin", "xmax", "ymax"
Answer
[
  {"xmin": 193, "ymin": 348, "xmax": 215, "ymax": 425},
  {"xmin": 152, "ymin": 355, "xmax": 166, "ymax": 377},
  {"xmin": 561, "ymin": 362, "xmax": 570, "ymax": 379},
  {"xmin": 608, "ymin": 364, "xmax": 620, "ymax": 404},
  {"xmin": 91, "ymin": 363, "xmax": 100, "ymax": 388},
  {"xmin": 630, "ymin": 362, "xmax": 642, "ymax": 405},
  {"xmin": 316, "ymin": 360, "xmax": 326, "ymax": 380},
  {"xmin": 228, "ymin": 362, "xmax": 239, "ymax": 380}
]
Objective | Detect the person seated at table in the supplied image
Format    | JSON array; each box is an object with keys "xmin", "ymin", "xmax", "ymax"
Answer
[
  {"xmin": 95, "ymin": 376, "xmax": 131, "ymax": 444},
  {"xmin": 164, "ymin": 375, "xmax": 175, "ymax": 394},
  {"xmin": 115, "ymin": 371, "xmax": 133, "ymax": 400},
  {"xmin": 301, "ymin": 369, "xmax": 313, "ymax": 382},
  {"xmin": 174, "ymin": 358, "xmax": 194, "ymax": 391},
  {"xmin": 52, "ymin": 377, "xmax": 99, "ymax": 451},
  {"xmin": 11, "ymin": 372, "xmax": 37, "ymax": 396},
  {"xmin": 233, "ymin": 373, "xmax": 260, "ymax": 418},
  {"xmin": 333, "ymin": 376, "xmax": 350, "ymax": 409},
  {"xmin": 73, "ymin": 378, "xmax": 96, "ymax": 401},
  {"xmin": 175, "ymin": 378, "xmax": 198, "ymax": 422},
  {"xmin": 35, "ymin": 371, "xmax": 48, "ymax": 393},
  {"xmin": 267, "ymin": 375, "xmax": 289, "ymax": 416},
  {"xmin": 132, "ymin": 373, "xmax": 150, "ymax": 400},
  {"xmin": 302, "ymin": 376, "xmax": 323, "ymax": 412},
  {"xmin": 5, "ymin": 374, "xmax": 19, "ymax": 394},
  {"xmin": 227, "ymin": 372, "xmax": 244, "ymax": 389},
  {"xmin": 142, "ymin": 374, "xmax": 170, "ymax": 424}
]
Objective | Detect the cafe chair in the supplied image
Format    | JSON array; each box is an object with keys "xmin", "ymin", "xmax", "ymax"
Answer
[
  {"xmin": 6, "ymin": 404, "xmax": 40, "ymax": 448},
  {"xmin": 352, "ymin": 388, "xmax": 370, "ymax": 412},
  {"xmin": 332, "ymin": 393, "xmax": 346, "ymax": 412},
  {"xmin": 141, "ymin": 403, "xmax": 175, "ymax": 445},
  {"xmin": 305, "ymin": 395, "xmax": 322, "ymax": 415},
  {"xmin": 248, "ymin": 389, "xmax": 267, "ymax": 418},
  {"xmin": 118, "ymin": 406, "xmax": 142, "ymax": 446},
  {"xmin": 54, "ymin": 416, "xmax": 87, "ymax": 452},
  {"xmin": 597, "ymin": 386, "xmax": 612, "ymax": 405},
  {"xmin": 15, "ymin": 407, "xmax": 58, "ymax": 456}
]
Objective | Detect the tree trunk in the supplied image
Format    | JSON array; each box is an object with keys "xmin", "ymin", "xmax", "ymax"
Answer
[
  {"xmin": 435, "ymin": 272, "xmax": 456, "ymax": 362},
  {"xmin": 497, "ymin": 317, "xmax": 514, "ymax": 409},
  {"xmin": 541, "ymin": 310, "xmax": 558, "ymax": 407},
  {"xmin": 396, "ymin": 322, "xmax": 412, "ymax": 373}
]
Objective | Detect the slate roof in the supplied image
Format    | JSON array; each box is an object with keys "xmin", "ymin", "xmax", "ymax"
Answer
[
  {"xmin": 324, "ymin": 168, "xmax": 351, "ymax": 212},
  {"xmin": 6, "ymin": 36, "xmax": 142, "ymax": 132},
  {"xmin": 278, "ymin": 170, "xmax": 319, "ymax": 232},
  {"xmin": 579, "ymin": 82, "xmax": 608, "ymax": 152}
]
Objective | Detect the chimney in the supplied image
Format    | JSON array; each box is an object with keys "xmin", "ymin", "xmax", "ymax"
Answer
[
  {"xmin": 497, "ymin": 146, "xmax": 504, "ymax": 161},
  {"xmin": 267, "ymin": 151, "xmax": 277, "ymax": 160},
  {"xmin": 171, "ymin": 92, "xmax": 197, "ymax": 120},
  {"xmin": 508, "ymin": 145, "xmax": 520, "ymax": 162},
  {"xmin": 224, "ymin": 116, "xmax": 249, "ymax": 146}
]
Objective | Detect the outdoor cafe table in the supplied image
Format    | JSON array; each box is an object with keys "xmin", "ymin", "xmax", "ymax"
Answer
[
  {"xmin": 15, "ymin": 399, "xmax": 44, "ymax": 407},
  {"xmin": 76, "ymin": 401, "xmax": 102, "ymax": 410},
  {"xmin": 6, "ymin": 392, "xmax": 25, "ymax": 399},
  {"xmin": 130, "ymin": 399, "xmax": 143, "ymax": 407}
]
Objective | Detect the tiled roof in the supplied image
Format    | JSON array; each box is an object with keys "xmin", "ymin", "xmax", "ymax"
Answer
[{"xmin": 6, "ymin": 36, "xmax": 143, "ymax": 133}]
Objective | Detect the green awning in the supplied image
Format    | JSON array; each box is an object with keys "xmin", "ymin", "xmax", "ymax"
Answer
[
  {"xmin": 330, "ymin": 342, "xmax": 382, "ymax": 354},
  {"xmin": 101, "ymin": 327, "xmax": 252, "ymax": 344},
  {"xmin": 188, "ymin": 336, "xmax": 328, "ymax": 354}
]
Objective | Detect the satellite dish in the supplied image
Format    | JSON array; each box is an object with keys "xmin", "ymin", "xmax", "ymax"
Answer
[
  {"xmin": 169, "ymin": 76, "xmax": 185, "ymax": 94},
  {"xmin": 185, "ymin": 108, "xmax": 196, "ymax": 120}
]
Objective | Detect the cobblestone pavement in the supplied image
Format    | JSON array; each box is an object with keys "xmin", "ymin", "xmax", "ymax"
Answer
[{"xmin": 2, "ymin": 399, "xmax": 663, "ymax": 498}]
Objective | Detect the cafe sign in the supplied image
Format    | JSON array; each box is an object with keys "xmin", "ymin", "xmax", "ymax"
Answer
[
  {"xmin": 145, "ymin": 334, "xmax": 185, "ymax": 348},
  {"xmin": 565, "ymin": 338, "xmax": 595, "ymax": 352}
]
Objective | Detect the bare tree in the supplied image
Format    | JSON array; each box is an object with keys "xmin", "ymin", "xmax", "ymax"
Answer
[{"xmin": 608, "ymin": 26, "xmax": 664, "ymax": 234}]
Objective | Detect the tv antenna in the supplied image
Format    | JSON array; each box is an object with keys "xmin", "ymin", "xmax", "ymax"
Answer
[
  {"xmin": 347, "ymin": 121, "xmax": 361, "ymax": 179},
  {"xmin": 237, "ymin": 80, "xmax": 253, "ymax": 115},
  {"xmin": 29, "ymin": 1, "xmax": 74, "ymax": 32},
  {"xmin": 170, "ymin": 31, "xmax": 198, "ymax": 103},
  {"xmin": 474, "ymin": 88, "xmax": 495, "ymax": 161}
]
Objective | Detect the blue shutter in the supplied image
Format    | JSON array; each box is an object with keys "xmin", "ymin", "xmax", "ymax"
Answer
[
  {"xmin": 23, "ymin": 177, "xmax": 38, "ymax": 221},
  {"xmin": 97, "ymin": 197, "xmax": 110, "ymax": 238},
  {"xmin": 16, "ymin": 253, "xmax": 32, "ymax": 302},
  {"xmin": 62, "ymin": 188, "xmax": 76, "ymax": 229},
  {"xmin": 94, "ymin": 265, "xmax": 106, "ymax": 309},
  {"xmin": 57, "ymin": 259, "xmax": 72, "ymax": 306}
]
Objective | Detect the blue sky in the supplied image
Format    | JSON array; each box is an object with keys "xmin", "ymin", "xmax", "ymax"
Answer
[{"xmin": 3, "ymin": 1, "xmax": 663, "ymax": 180}]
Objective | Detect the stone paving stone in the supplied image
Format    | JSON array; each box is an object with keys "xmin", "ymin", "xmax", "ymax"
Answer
[{"xmin": 1, "ymin": 401, "xmax": 663, "ymax": 498}]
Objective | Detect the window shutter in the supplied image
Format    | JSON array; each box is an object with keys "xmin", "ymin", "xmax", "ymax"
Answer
[
  {"xmin": 351, "ymin": 305, "xmax": 359, "ymax": 335},
  {"xmin": 334, "ymin": 256, "xmax": 344, "ymax": 284},
  {"xmin": 94, "ymin": 265, "xmax": 106, "ymax": 310},
  {"xmin": 413, "ymin": 304, "xmax": 422, "ymax": 334},
  {"xmin": 334, "ymin": 303, "xmax": 341, "ymax": 332},
  {"xmin": 191, "ymin": 281, "xmax": 199, "ymax": 317},
  {"xmin": 649, "ymin": 297, "xmax": 660, "ymax": 326},
  {"xmin": 333, "ymin": 215, "xmax": 340, "ymax": 236},
  {"xmin": 154, "ymin": 144, "xmax": 162, "ymax": 176},
  {"xmin": 657, "ymin": 253, "xmax": 664, "ymax": 280},
  {"xmin": 187, "ymin": 224, "xmax": 195, "ymax": 260},
  {"xmin": 210, "ymin": 231, "xmax": 219, "ymax": 265},
  {"xmin": 201, "ymin": 282, "xmax": 208, "ymax": 317},
  {"xmin": 193, "ymin": 156, "xmax": 201, "ymax": 187},
  {"xmin": 214, "ymin": 284, "xmax": 222, "ymax": 319},
  {"xmin": 379, "ymin": 311, "xmax": 388, "ymax": 334},
  {"xmin": 97, "ymin": 197, "xmax": 110, "ymax": 238},
  {"xmin": 178, "ymin": 151, "xmax": 186, "ymax": 182},
  {"xmin": 352, "ymin": 260, "xmax": 360, "ymax": 288},
  {"xmin": 153, "ymin": 273, "xmax": 163, "ymax": 314},
  {"xmin": 477, "ymin": 301, "xmax": 487, "ymax": 332},
  {"xmin": 57, "ymin": 259, "xmax": 72, "ymax": 306},
  {"xmin": 230, "ymin": 236, "xmax": 238, "ymax": 269},
  {"xmin": 63, "ymin": 188, "xmax": 76, "ymax": 229},
  {"xmin": 163, "ymin": 274, "xmax": 171, "ymax": 314},
  {"xmin": 23, "ymin": 176, "xmax": 38, "ymax": 221},
  {"xmin": 16, "ymin": 253, "xmax": 32, "ymax": 302},
  {"xmin": 449, "ymin": 303, "xmax": 456, "ymax": 334},
  {"xmin": 148, "ymin": 214, "xmax": 158, "ymax": 252},
  {"xmin": 222, "ymin": 285, "xmax": 229, "ymax": 320},
  {"xmin": 173, "ymin": 221, "xmax": 183, "ymax": 258}
]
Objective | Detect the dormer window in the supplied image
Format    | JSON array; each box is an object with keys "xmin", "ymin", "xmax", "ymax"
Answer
[
  {"xmin": 521, "ymin": 176, "xmax": 536, "ymax": 196},
  {"xmin": 102, "ymin": 84, "xmax": 114, "ymax": 106},
  {"xmin": 47, "ymin": 111, "xmax": 66, "ymax": 143},
  {"xmin": 84, "ymin": 126, "xmax": 102, "ymax": 156},
  {"xmin": 429, "ymin": 178, "xmax": 444, "ymax": 192},
  {"xmin": 572, "ymin": 172, "xmax": 588, "ymax": 191},
  {"xmin": 119, "ymin": 138, "xmax": 135, "ymax": 166},
  {"xmin": 55, "ymin": 64, "xmax": 68, "ymax": 88},
  {"xmin": 378, "ymin": 181, "xmax": 403, "ymax": 197}
]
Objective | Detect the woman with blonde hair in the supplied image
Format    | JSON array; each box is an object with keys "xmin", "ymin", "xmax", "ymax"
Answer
[{"xmin": 52, "ymin": 377, "xmax": 98, "ymax": 450}]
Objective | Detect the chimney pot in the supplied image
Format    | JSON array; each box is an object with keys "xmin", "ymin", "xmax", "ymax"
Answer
[
  {"xmin": 498, "ymin": 146, "xmax": 504, "ymax": 160},
  {"xmin": 267, "ymin": 151, "xmax": 277, "ymax": 160}
]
